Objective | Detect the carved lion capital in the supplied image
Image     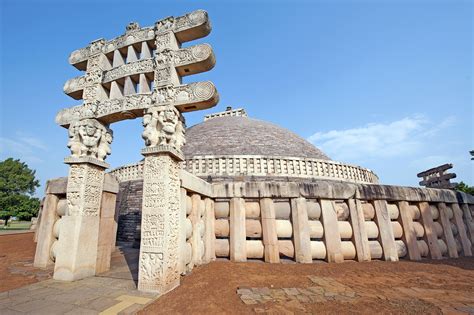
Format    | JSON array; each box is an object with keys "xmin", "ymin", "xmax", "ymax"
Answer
[
  {"xmin": 141, "ymin": 105, "xmax": 186, "ymax": 152},
  {"xmin": 67, "ymin": 118, "xmax": 113, "ymax": 161}
]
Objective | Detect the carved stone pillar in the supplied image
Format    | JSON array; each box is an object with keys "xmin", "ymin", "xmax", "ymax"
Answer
[
  {"xmin": 138, "ymin": 105, "xmax": 185, "ymax": 293},
  {"xmin": 54, "ymin": 118, "xmax": 113, "ymax": 281}
]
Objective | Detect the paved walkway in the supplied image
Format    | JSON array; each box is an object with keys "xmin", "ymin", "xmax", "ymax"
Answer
[
  {"xmin": 0, "ymin": 245, "xmax": 158, "ymax": 315},
  {"xmin": 236, "ymin": 275, "xmax": 474, "ymax": 314}
]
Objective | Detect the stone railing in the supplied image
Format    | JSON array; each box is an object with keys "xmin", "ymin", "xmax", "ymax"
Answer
[
  {"xmin": 184, "ymin": 155, "xmax": 379, "ymax": 184},
  {"xmin": 109, "ymin": 156, "xmax": 379, "ymax": 184},
  {"xmin": 109, "ymin": 162, "xmax": 144, "ymax": 182},
  {"xmin": 212, "ymin": 181, "xmax": 474, "ymax": 263}
]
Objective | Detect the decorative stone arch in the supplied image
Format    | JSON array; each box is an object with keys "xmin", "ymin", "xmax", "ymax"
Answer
[{"xmin": 50, "ymin": 10, "xmax": 219, "ymax": 294}]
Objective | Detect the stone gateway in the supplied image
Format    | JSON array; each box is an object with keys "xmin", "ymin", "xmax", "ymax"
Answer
[{"xmin": 34, "ymin": 10, "xmax": 474, "ymax": 298}]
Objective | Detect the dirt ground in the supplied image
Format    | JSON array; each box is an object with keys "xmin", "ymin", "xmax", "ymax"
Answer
[
  {"xmin": 141, "ymin": 259, "xmax": 474, "ymax": 314},
  {"xmin": 0, "ymin": 232, "xmax": 52, "ymax": 292},
  {"xmin": 2, "ymin": 233, "xmax": 473, "ymax": 314}
]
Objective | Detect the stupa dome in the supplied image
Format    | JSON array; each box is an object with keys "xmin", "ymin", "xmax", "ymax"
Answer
[
  {"xmin": 110, "ymin": 107, "xmax": 378, "ymax": 184},
  {"xmin": 183, "ymin": 116, "xmax": 330, "ymax": 160}
]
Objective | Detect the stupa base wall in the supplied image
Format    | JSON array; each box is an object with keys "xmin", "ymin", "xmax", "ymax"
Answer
[
  {"xmin": 35, "ymin": 171, "xmax": 473, "ymax": 292},
  {"xmin": 117, "ymin": 176, "xmax": 474, "ymax": 263}
]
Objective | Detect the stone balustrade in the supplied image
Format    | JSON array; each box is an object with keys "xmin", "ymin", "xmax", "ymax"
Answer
[
  {"xmin": 211, "ymin": 181, "xmax": 474, "ymax": 264},
  {"xmin": 109, "ymin": 162, "xmax": 144, "ymax": 182},
  {"xmin": 109, "ymin": 155, "xmax": 379, "ymax": 184}
]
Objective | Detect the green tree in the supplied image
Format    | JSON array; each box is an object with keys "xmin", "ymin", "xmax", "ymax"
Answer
[
  {"xmin": 0, "ymin": 158, "xmax": 41, "ymax": 226},
  {"xmin": 455, "ymin": 182, "xmax": 474, "ymax": 195}
]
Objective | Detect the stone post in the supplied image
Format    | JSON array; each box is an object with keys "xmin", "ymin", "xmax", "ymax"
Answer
[
  {"xmin": 203, "ymin": 198, "xmax": 216, "ymax": 263},
  {"xmin": 54, "ymin": 115, "xmax": 113, "ymax": 281},
  {"xmin": 348, "ymin": 198, "xmax": 371, "ymax": 262},
  {"xmin": 438, "ymin": 202, "xmax": 458, "ymax": 258},
  {"xmin": 230, "ymin": 197, "xmax": 247, "ymax": 262},
  {"xmin": 397, "ymin": 201, "xmax": 421, "ymax": 260},
  {"xmin": 138, "ymin": 105, "xmax": 186, "ymax": 293},
  {"xmin": 138, "ymin": 148, "xmax": 182, "ymax": 293},
  {"xmin": 260, "ymin": 198, "xmax": 280, "ymax": 263},
  {"xmin": 179, "ymin": 188, "xmax": 188, "ymax": 274},
  {"xmin": 190, "ymin": 194, "xmax": 204, "ymax": 266},
  {"xmin": 451, "ymin": 203, "xmax": 472, "ymax": 256},
  {"xmin": 320, "ymin": 199, "xmax": 344, "ymax": 263},
  {"xmin": 96, "ymin": 174, "xmax": 120, "ymax": 274},
  {"xmin": 34, "ymin": 193, "xmax": 59, "ymax": 268},
  {"xmin": 291, "ymin": 198, "xmax": 312, "ymax": 263},
  {"xmin": 419, "ymin": 202, "xmax": 442, "ymax": 259},
  {"xmin": 53, "ymin": 159, "xmax": 108, "ymax": 281},
  {"xmin": 373, "ymin": 200, "xmax": 399, "ymax": 261}
]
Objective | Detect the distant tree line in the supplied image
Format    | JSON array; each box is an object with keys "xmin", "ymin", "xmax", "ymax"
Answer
[{"xmin": 455, "ymin": 182, "xmax": 474, "ymax": 195}]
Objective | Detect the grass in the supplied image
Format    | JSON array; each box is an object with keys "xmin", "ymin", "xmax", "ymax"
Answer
[{"xmin": 1, "ymin": 221, "xmax": 32, "ymax": 230}]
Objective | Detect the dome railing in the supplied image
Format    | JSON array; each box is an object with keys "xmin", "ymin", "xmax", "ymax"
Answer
[{"xmin": 109, "ymin": 155, "xmax": 379, "ymax": 184}]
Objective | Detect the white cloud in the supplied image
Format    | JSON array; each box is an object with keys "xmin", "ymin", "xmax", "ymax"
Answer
[
  {"xmin": 17, "ymin": 135, "xmax": 48, "ymax": 150},
  {"xmin": 307, "ymin": 115, "xmax": 456, "ymax": 161},
  {"xmin": 0, "ymin": 133, "xmax": 47, "ymax": 164}
]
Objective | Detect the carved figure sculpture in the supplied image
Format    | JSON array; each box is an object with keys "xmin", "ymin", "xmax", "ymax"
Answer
[
  {"xmin": 97, "ymin": 130, "xmax": 113, "ymax": 161},
  {"xmin": 141, "ymin": 105, "xmax": 185, "ymax": 151},
  {"xmin": 142, "ymin": 112, "xmax": 158, "ymax": 147},
  {"xmin": 67, "ymin": 124, "xmax": 82, "ymax": 158},
  {"xmin": 67, "ymin": 119, "xmax": 112, "ymax": 161}
]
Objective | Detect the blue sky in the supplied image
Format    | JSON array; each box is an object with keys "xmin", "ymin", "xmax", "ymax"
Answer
[{"xmin": 1, "ymin": 0, "xmax": 472, "ymax": 196}]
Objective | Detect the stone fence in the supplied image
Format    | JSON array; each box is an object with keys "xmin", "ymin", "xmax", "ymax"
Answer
[
  {"xmin": 110, "ymin": 155, "xmax": 379, "ymax": 184},
  {"xmin": 33, "ymin": 175, "xmax": 119, "ymax": 275},
  {"xmin": 35, "ymin": 171, "xmax": 474, "ymax": 287},
  {"xmin": 114, "ymin": 173, "xmax": 474, "ymax": 265},
  {"xmin": 211, "ymin": 181, "xmax": 474, "ymax": 263}
]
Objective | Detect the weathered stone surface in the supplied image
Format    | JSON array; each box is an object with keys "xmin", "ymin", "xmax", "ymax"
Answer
[
  {"xmin": 34, "ymin": 194, "xmax": 59, "ymax": 268},
  {"xmin": 96, "ymin": 191, "xmax": 118, "ymax": 274},
  {"xmin": 291, "ymin": 198, "xmax": 312, "ymax": 263},
  {"xmin": 103, "ymin": 174, "xmax": 119, "ymax": 194},
  {"xmin": 230, "ymin": 198, "xmax": 247, "ymax": 262},
  {"xmin": 373, "ymin": 200, "xmax": 398, "ymax": 262},
  {"xmin": 45, "ymin": 177, "xmax": 68, "ymax": 195},
  {"xmin": 66, "ymin": 119, "xmax": 113, "ymax": 162},
  {"xmin": 54, "ymin": 216, "xmax": 100, "ymax": 281},
  {"xmin": 138, "ymin": 153, "xmax": 181, "ymax": 293},
  {"xmin": 53, "ymin": 162, "xmax": 106, "ymax": 281},
  {"xmin": 180, "ymin": 169, "xmax": 212, "ymax": 197},
  {"xmin": 57, "ymin": 10, "xmax": 218, "ymax": 128},
  {"xmin": 419, "ymin": 202, "xmax": 442, "ymax": 259},
  {"xmin": 348, "ymin": 199, "xmax": 370, "ymax": 262},
  {"xmin": 397, "ymin": 201, "xmax": 421, "ymax": 261},
  {"xmin": 320, "ymin": 200, "xmax": 343, "ymax": 263},
  {"xmin": 184, "ymin": 116, "xmax": 330, "ymax": 160},
  {"xmin": 260, "ymin": 198, "xmax": 280, "ymax": 263}
]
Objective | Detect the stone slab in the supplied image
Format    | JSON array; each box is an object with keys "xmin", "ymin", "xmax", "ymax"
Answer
[
  {"xmin": 348, "ymin": 199, "xmax": 370, "ymax": 262},
  {"xmin": 418, "ymin": 202, "xmax": 442, "ymax": 259},
  {"xmin": 230, "ymin": 197, "xmax": 247, "ymax": 262},
  {"xmin": 397, "ymin": 201, "xmax": 421, "ymax": 261},
  {"xmin": 34, "ymin": 194, "xmax": 59, "ymax": 268},
  {"xmin": 54, "ymin": 216, "xmax": 100, "ymax": 281},
  {"xmin": 373, "ymin": 200, "xmax": 398, "ymax": 261},
  {"xmin": 320, "ymin": 200, "xmax": 343, "ymax": 263},
  {"xmin": 180, "ymin": 169, "xmax": 212, "ymax": 197},
  {"xmin": 45, "ymin": 177, "xmax": 68, "ymax": 195},
  {"xmin": 291, "ymin": 198, "xmax": 312, "ymax": 263}
]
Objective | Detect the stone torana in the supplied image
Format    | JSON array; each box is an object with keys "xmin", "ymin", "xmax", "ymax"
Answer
[{"xmin": 34, "ymin": 9, "xmax": 474, "ymax": 299}]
